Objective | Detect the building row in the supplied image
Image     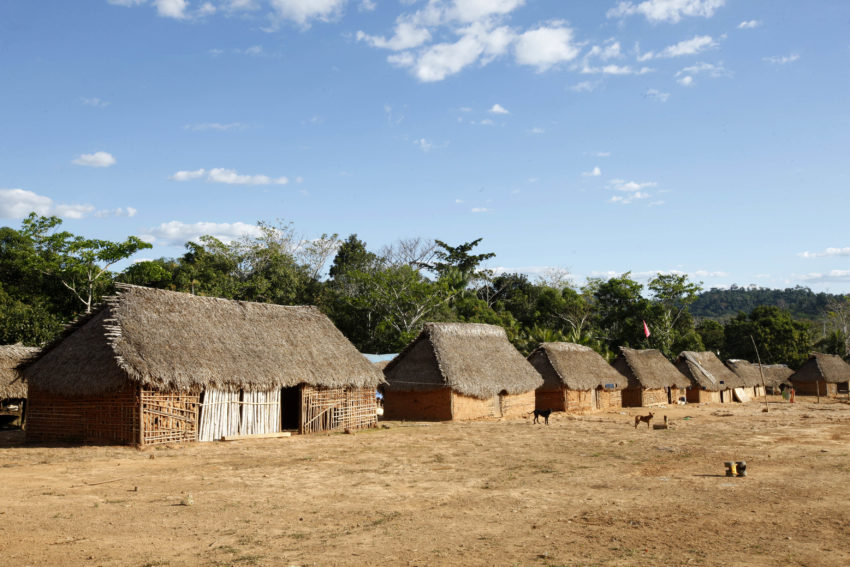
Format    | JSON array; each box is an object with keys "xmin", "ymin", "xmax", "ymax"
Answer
[{"xmin": 1, "ymin": 284, "xmax": 849, "ymax": 445}]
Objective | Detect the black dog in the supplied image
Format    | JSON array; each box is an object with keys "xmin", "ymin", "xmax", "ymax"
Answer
[{"xmin": 533, "ymin": 408, "xmax": 552, "ymax": 425}]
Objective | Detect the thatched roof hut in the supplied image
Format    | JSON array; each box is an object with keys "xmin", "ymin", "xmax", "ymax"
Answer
[
  {"xmin": 726, "ymin": 359, "xmax": 793, "ymax": 389},
  {"xmin": 382, "ymin": 323, "xmax": 542, "ymax": 421},
  {"xmin": 762, "ymin": 364, "xmax": 794, "ymax": 388},
  {"xmin": 614, "ymin": 347, "xmax": 690, "ymax": 389},
  {"xmin": 22, "ymin": 284, "xmax": 383, "ymax": 397},
  {"xmin": 529, "ymin": 343, "xmax": 627, "ymax": 391},
  {"xmin": 20, "ymin": 284, "xmax": 384, "ymax": 445},
  {"xmin": 790, "ymin": 353, "xmax": 850, "ymax": 385},
  {"xmin": 675, "ymin": 351, "xmax": 742, "ymax": 391},
  {"xmin": 1, "ymin": 344, "xmax": 37, "ymax": 400},
  {"xmin": 384, "ymin": 322, "xmax": 542, "ymax": 398}
]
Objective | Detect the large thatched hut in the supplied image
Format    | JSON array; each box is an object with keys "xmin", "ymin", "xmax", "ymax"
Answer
[
  {"xmin": 790, "ymin": 353, "xmax": 850, "ymax": 397},
  {"xmin": 528, "ymin": 342, "xmax": 626, "ymax": 413},
  {"xmin": 1, "ymin": 344, "xmax": 37, "ymax": 427},
  {"xmin": 613, "ymin": 347, "xmax": 690, "ymax": 407},
  {"xmin": 675, "ymin": 351, "xmax": 741, "ymax": 404},
  {"xmin": 19, "ymin": 284, "xmax": 384, "ymax": 446},
  {"xmin": 382, "ymin": 322, "xmax": 542, "ymax": 421}
]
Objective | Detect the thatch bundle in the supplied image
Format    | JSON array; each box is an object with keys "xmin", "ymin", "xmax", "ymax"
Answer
[
  {"xmin": 726, "ymin": 359, "xmax": 793, "ymax": 388},
  {"xmin": 21, "ymin": 284, "xmax": 384, "ymax": 397},
  {"xmin": 528, "ymin": 342, "xmax": 627, "ymax": 391},
  {"xmin": 675, "ymin": 351, "xmax": 742, "ymax": 391},
  {"xmin": 383, "ymin": 322, "xmax": 543, "ymax": 399},
  {"xmin": 1, "ymin": 344, "xmax": 38, "ymax": 399},
  {"xmin": 790, "ymin": 353, "xmax": 850, "ymax": 384},
  {"xmin": 614, "ymin": 347, "xmax": 690, "ymax": 389}
]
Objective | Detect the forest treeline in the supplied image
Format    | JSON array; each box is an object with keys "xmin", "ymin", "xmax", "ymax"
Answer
[{"xmin": 2, "ymin": 214, "xmax": 849, "ymax": 369}]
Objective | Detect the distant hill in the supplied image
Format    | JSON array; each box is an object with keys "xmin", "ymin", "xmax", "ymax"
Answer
[{"xmin": 690, "ymin": 285, "xmax": 839, "ymax": 322}]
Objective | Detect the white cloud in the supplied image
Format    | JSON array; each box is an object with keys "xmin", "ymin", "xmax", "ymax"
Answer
[
  {"xmin": 640, "ymin": 35, "xmax": 716, "ymax": 60},
  {"xmin": 738, "ymin": 20, "xmax": 760, "ymax": 29},
  {"xmin": 609, "ymin": 191, "xmax": 650, "ymax": 204},
  {"xmin": 609, "ymin": 179, "xmax": 657, "ymax": 192},
  {"xmin": 81, "ymin": 97, "xmax": 109, "ymax": 108},
  {"xmin": 798, "ymin": 247, "xmax": 850, "ymax": 259},
  {"xmin": 414, "ymin": 138, "xmax": 433, "ymax": 152},
  {"xmin": 645, "ymin": 88, "xmax": 670, "ymax": 102},
  {"xmin": 582, "ymin": 166, "xmax": 602, "ymax": 177},
  {"xmin": 95, "ymin": 206, "xmax": 138, "ymax": 218},
  {"xmin": 676, "ymin": 61, "xmax": 728, "ymax": 79},
  {"xmin": 359, "ymin": 0, "xmax": 376, "ymax": 12},
  {"xmin": 170, "ymin": 168, "xmax": 288, "ymax": 185},
  {"xmin": 677, "ymin": 75, "xmax": 693, "ymax": 86},
  {"xmin": 489, "ymin": 103, "xmax": 509, "ymax": 114},
  {"xmin": 607, "ymin": 0, "xmax": 725, "ymax": 24},
  {"xmin": 796, "ymin": 270, "xmax": 850, "ymax": 284},
  {"xmin": 269, "ymin": 0, "xmax": 346, "ymax": 27},
  {"xmin": 357, "ymin": 22, "xmax": 432, "ymax": 50},
  {"xmin": 406, "ymin": 22, "xmax": 514, "ymax": 82},
  {"xmin": 455, "ymin": 198, "xmax": 464, "ymax": 203},
  {"xmin": 72, "ymin": 151, "xmax": 116, "ymax": 168},
  {"xmin": 693, "ymin": 270, "xmax": 729, "ymax": 278},
  {"xmin": 0, "ymin": 188, "xmax": 101, "ymax": 219},
  {"xmin": 591, "ymin": 151, "xmax": 611, "ymax": 157},
  {"xmin": 764, "ymin": 53, "xmax": 799, "ymax": 65},
  {"xmin": 155, "ymin": 0, "xmax": 188, "ymax": 19},
  {"xmin": 470, "ymin": 207, "xmax": 492, "ymax": 213},
  {"xmin": 586, "ymin": 40, "xmax": 622, "ymax": 61},
  {"xmin": 581, "ymin": 64, "xmax": 652, "ymax": 75},
  {"xmin": 514, "ymin": 22, "xmax": 580, "ymax": 71},
  {"xmin": 107, "ymin": 0, "xmax": 146, "ymax": 5},
  {"xmin": 197, "ymin": 2, "xmax": 216, "ymax": 16},
  {"xmin": 568, "ymin": 81, "xmax": 598, "ymax": 92},
  {"xmin": 183, "ymin": 122, "xmax": 246, "ymax": 131},
  {"xmin": 235, "ymin": 45, "xmax": 264, "ymax": 55},
  {"xmin": 529, "ymin": 127, "xmax": 545, "ymax": 135},
  {"xmin": 143, "ymin": 221, "xmax": 264, "ymax": 246}
]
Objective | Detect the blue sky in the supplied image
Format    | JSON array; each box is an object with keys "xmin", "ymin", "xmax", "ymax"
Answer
[{"xmin": 2, "ymin": 0, "xmax": 849, "ymax": 291}]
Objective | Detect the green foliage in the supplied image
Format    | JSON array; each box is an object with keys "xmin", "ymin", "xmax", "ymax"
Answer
[
  {"xmin": 723, "ymin": 306, "xmax": 813, "ymax": 368},
  {"xmin": 691, "ymin": 285, "xmax": 833, "ymax": 321},
  {"xmin": 594, "ymin": 272, "xmax": 649, "ymax": 350},
  {"xmin": 696, "ymin": 319, "xmax": 725, "ymax": 353}
]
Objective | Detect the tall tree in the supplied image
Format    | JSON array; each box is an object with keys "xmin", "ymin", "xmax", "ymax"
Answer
[
  {"xmin": 723, "ymin": 306, "xmax": 812, "ymax": 368},
  {"xmin": 646, "ymin": 273, "xmax": 702, "ymax": 358}
]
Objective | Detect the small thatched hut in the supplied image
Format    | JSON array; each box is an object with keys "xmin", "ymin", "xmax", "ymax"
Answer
[
  {"xmin": 1, "ymin": 344, "xmax": 38, "ymax": 426},
  {"xmin": 382, "ymin": 322, "xmax": 542, "ymax": 421},
  {"xmin": 675, "ymin": 351, "xmax": 741, "ymax": 404},
  {"xmin": 528, "ymin": 342, "xmax": 626, "ymax": 413},
  {"xmin": 613, "ymin": 347, "xmax": 690, "ymax": 407},
  {"xmin": 724, "ymin": 359, "xmax": 780, "ymax": 397},
  {"xmin": 19, "ymin": 284, "xmax": 384, "ymax": 446},
  {"xmin": 790, "ymin": 353, "xmax": 850, "ymax": 397},
  {"xmin": 762, "ymin": 364, "xmax": 794, "ymax": 394}
]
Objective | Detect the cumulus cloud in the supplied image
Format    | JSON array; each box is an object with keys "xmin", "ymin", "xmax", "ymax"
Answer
[
  {"xmin": 489, "ymin": 103, "xmax": 510, "ymax": 114},
  {"xmin": 568, "ymin": 81, "xmax": 598, "ymax": 92},
  {"xmin": 72, "ymin": 151, "xmax": 116, "ymax": 168},
  {"xmin": 796, "ymin": 270, "xmax": 850, "ymax": 284},
  {"xmin": 154, "ymin": 0, "xmax": 189, "ymax": 19},
  {"xmin": 609, "ymin": 192, "xmax": 650, "ymax": 204},
  {"xmin": 470, "ymin": 207, "xmax": 492, "ymax": 213},
  {"xmin": 738, "ymin": 20, "xmax": 760, "ymax": 29},
  {"xmin": 609, "ymin": 179, "xmax": 658, "ymax": 192},
  {"xmin": 514, "ymin": 22, "xmax": 580, "ymax": 71},
  {"xmin": 764, "ymin": 53, "xmax": 800, "ymax": 65},
  {"xmin": 143, "ymin": 220, "xmax": 264, "ymax": 246},
  {"xmin": 677, "ymin": 75, "xmax": 694, "ymax": 86},
  {"xmin": 607, "ymin": 0, "xmax": 726, "ymax": 24},
  {"xmin": 676, "ymin": 61, "xmax": 728, "ymax": 79},
  {"xmin": 798, "ymin": 247, "xmax": 850, "ymax": 259},
  {"xmin": 0, "ymin": 188, "xmax": 104, "ymax": 219},
  {"xmin": 582, "ymin": 166, "xmax": 602, "ymax": 177},
  {"xmin": 356, "ymin": 22, "xmax": 432, "ymax": 51},
  {"xmin": 170, "ymin": 168, "xmax": 289, "ymax": 185},
  {"xmin": 359, "ymin": 0, "xmax": 376, "ymax": 12},
  {"xmin": 581, "ymin": 64, "xmax": 652, "ymax": 75},
  {"xmin": 95, "ymin": 207, "xmax": 138, "ymax": 218},
  {"xmin": 269, "ymin": 0, "xmax": 346, "ymax": 27},
  {"xmin": 638, "ymin": 35, "xmax": 716, "ymax": 60}
]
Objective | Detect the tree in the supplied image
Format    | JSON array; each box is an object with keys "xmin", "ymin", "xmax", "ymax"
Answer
[
  {"xmin": 646, "ymin": 273, "xmax": 702, "ymax": 358},
  {"xmin": 594, "ymin": 272, "xmax": 648, "ymax": 350},
  {"xmin": 420, "ymin": 238, "xmax": 495, "ymax": 289},
  {"xmin": 19, "ymin": 213, "xmax": 152, "ymax": 313},
  {"xmin": 723, "ymin": 306, "xmax": 812, "ymax": 368},
  {"xmin": 696, "ymin": 319, "xmax": 725, "ymax": 353},
  {"xmin": 329, "ymin": 234, "xmax": 378, "ymax": 280}
]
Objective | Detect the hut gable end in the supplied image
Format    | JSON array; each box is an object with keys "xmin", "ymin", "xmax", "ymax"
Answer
[
  {"xmin": 1, "ymin": 344, "xmax": 40, "ymax": 399},
  {"xmin": 614, "ymin": 347, "xmax": 690, "ymax": 389},
  {"xmin": 676, "ymin": 351, "xmax": 742, "ymax": 391}
]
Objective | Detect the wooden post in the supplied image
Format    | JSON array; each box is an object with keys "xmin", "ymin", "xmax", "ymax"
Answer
[
  {"xmin": 750, "ymin": 335, "xmax": 769, "ymax": 413},
  {"xmin": 138, "ymin": 385, "xmax": 145, "ymax": 446}
]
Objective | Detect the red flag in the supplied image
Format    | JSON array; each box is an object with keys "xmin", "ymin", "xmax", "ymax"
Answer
[{"xmin": 642, "ymin": 320, "xmax": 651, "ymax": 338}]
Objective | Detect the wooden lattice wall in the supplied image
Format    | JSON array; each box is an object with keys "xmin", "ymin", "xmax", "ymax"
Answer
[
  {"xmin": 140, "ymin": 389, "xmax": 199, "ymax": 445},
  {"xmin": 301, "ymin": 386, "xmax": 377, "ymax": 434}
]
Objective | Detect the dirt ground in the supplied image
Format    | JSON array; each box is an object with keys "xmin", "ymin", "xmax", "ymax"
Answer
[{"xmin": 1, "ymin": 397, "xmax": 849, "ymax": 567}]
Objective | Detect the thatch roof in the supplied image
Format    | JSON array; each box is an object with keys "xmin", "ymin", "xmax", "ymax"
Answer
[
  {"xmin": 0, "ymin": 344, "xmax": 38, "ymax": 399},
  {"xmin": 383, "ymin": 322, "xmax": 543, "ymax": 399},
  {"xmin": 528, "ymin": 342, "xmax": 627, "ymax": 391},
  {"xmin": 612, "ymin": 347, "xmax": 690, "ymax": 389},
  {"xmin": 725, "ymin": 359, "xmax": 789, "ymax": 387},
  {"xmin": 675, "ymin": 351, "xmax": 742, "ymax": 391},
  {"xmin": 790, "ymin": 353, "xmax": 850, "ymax": 384},
  {"xmin": 20, "ymin": 284, "xmax": 384, "ymax": 397}
]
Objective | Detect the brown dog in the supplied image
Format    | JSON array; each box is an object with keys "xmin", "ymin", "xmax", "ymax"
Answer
[{"xmin": 634, "ymin": 412, "xmax": 654, "ymax": 429}]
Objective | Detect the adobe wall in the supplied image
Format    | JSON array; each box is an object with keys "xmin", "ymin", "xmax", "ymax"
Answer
[
  {"xmin": 565, "ymin": 389, "xmax": 595, "ymax": 413},
  {"xmin": 383, "ymin": 388, "xmax": 453, "ymax": 421},
  {"xmin": 26, "ymin": 385, "xmax": 139, "ymax": 445},
  {"xmin": 500, "ymin": 390, "xmax": 535, "ymax": 418},
  {"xmin": 535, "ymin": 389, "xmax": 566, "ymax": 412},
  {"xmin": 451, "ymin": 392, "xmax": 497, "ymax": 421},
  {"xmin": 641, "ymin": 388, "xmax": 669, "ymax": 407},
  {"xmin": 686, "ymin": 388, "xmax": 721, "ymax": 404},
  {"xmin": 621, "ymin": 386, "xmax": 643, "ymax": 407},
  {"xmin": 792, "ymin": 381, "xmax": 839, "ymax": 397},
  {"xmin": 597, "ymin": 389, "xmax": 621, "ymax": 410}
]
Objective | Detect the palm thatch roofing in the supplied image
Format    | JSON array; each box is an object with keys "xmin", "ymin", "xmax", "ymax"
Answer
[
  {"xmin": 383, "ymin": 322, "xmax": 543, "ymax": 399},
  {"xmin": 19, "ymin": 284, "xmax": 385, "ymax": 397},
  {"xmin": 613, "ymin": 347, "xmax": 691, "ymax": 389},
  {"xmin": 528, "ymin": 342, "xmax": 627, "ymax": 391},
  {"xmin": 790, "ymin": 353, "xmax": 850, "ymax": 384},
  {"xmin": 1, "ymin": 344, "xmax": 38, "ymax": 399},
  {"xmin": 725, "ymin": 359, "xmax": 790, "ymax": 388},
  {"xmin": 675, "ymin": 351, "xmax": 742, "ymax": 391}
]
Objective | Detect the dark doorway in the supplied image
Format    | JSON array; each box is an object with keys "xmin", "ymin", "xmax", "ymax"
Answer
[{"xmin": 281, "ymin": 386, "xmax": 301, "ymax": 431}]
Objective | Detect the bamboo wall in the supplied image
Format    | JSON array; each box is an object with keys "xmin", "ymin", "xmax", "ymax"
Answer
[
  {"xmin": 26, "ymin": 385, "xmax": 139, "ymax": 445},
  {"xmin": 300, "ymin": 385, "xmax": 377, "ymax": 434},
  {"xmin": 141, "ymin": 390, "xmax": 199, "ymax": 445},
  {"xmin": 198, "ymin": 388, "xmax": 281, "ymax": 442}
]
